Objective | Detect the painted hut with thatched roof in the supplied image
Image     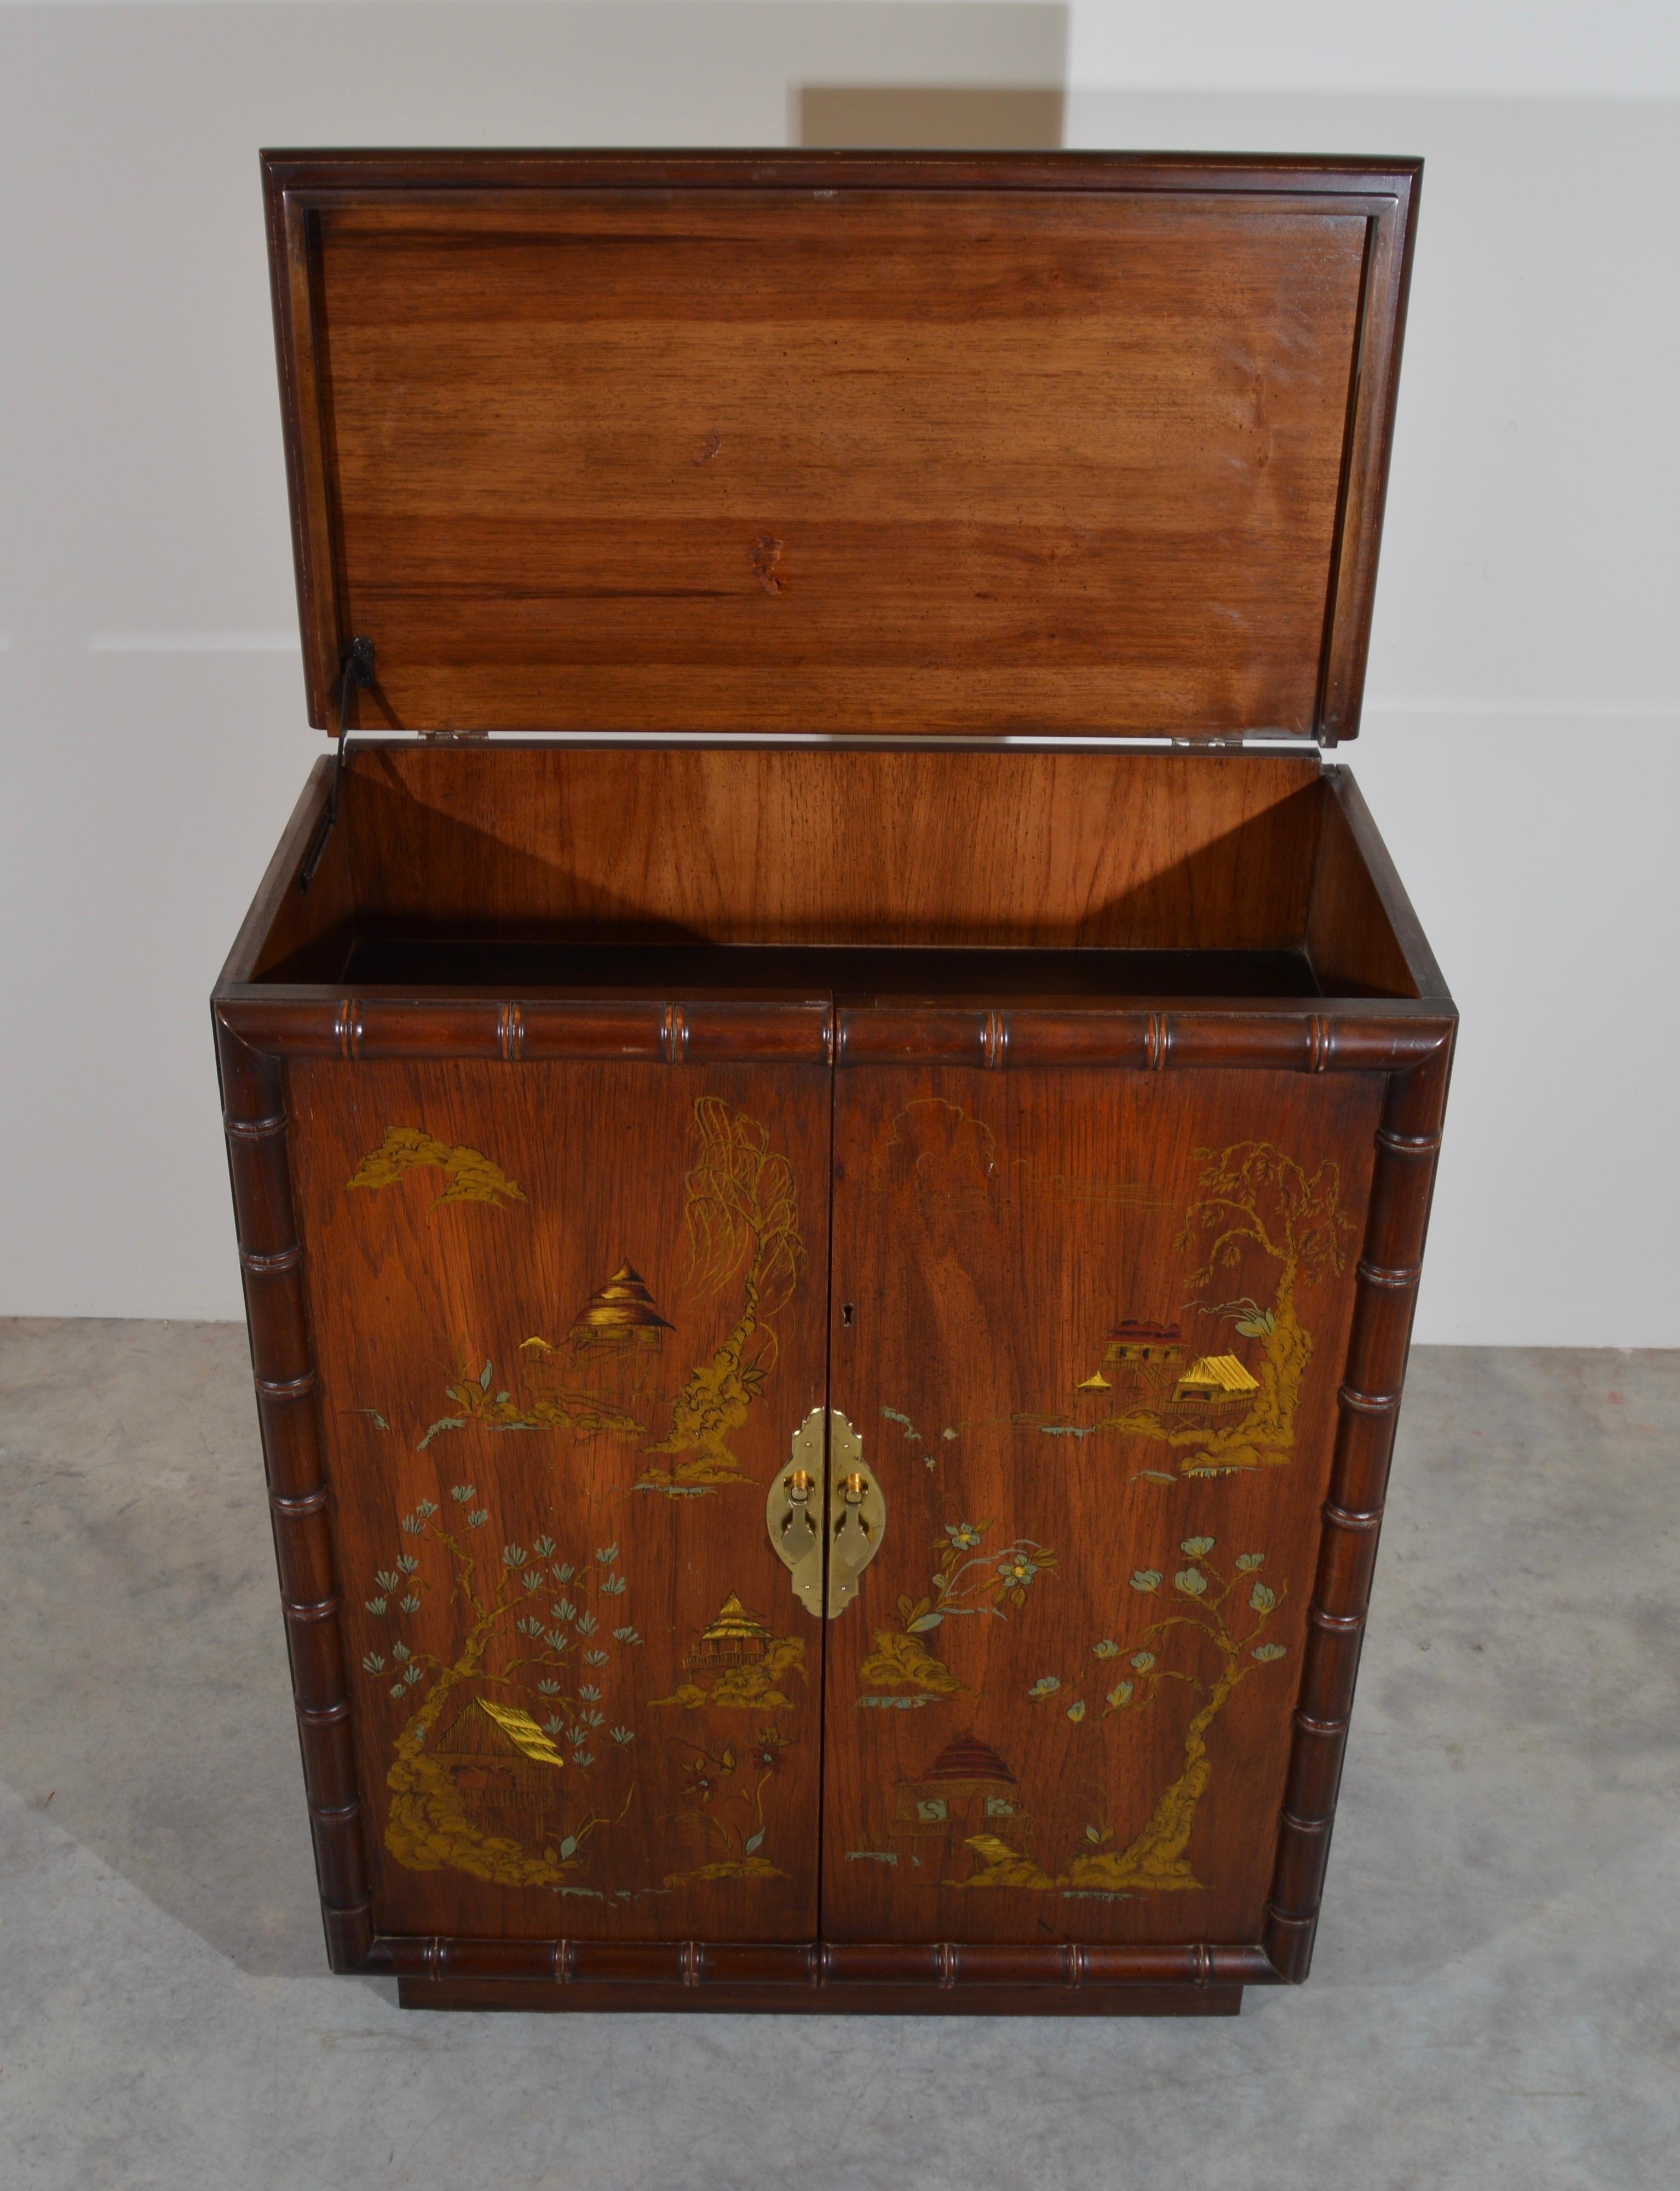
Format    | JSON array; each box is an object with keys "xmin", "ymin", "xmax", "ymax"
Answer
[
  {"xmin": 568, "ymin": 1263, "xmax": 672, "ymax": 1353},
  {"xmin": 1103, "ymin": 1319, "xmax": 1184, "ymax": 1367},
  {"xmin": 890, "ymin": 1732, "xmax": 1028, "ymax": 1866},
  {"xmin": 684, "ymin": 1593, "xmax": 772, "ymax": 1677},
  {"xmin": 429, "ymin": 1697, "xmax": 565, "ymax": 1834},
  {"xmin": 1172, "ymin": 1353, "xmax": 1261, "ymax": 1409}
]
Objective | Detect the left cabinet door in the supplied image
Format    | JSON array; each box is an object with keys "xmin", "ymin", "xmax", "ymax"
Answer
[{"xmin": 286, "ymin": 1057, "xmax": 832, "ymax": 1944}]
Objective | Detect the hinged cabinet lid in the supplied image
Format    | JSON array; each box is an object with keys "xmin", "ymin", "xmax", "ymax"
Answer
[{"xmin": 263, "ymin": 151, "xmax": 1420, "ymax": 743}]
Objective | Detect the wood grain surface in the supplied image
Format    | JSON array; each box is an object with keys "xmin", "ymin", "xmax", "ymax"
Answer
[
  {"xmin": 218, "ymin": 148, "xmax": 1448, "ymax": 2006},
  {"xmin": 308, "ymin": 743, "xmax": 1331, "ymax": 958},
  {"xmin": 263, "ymin": 152, "xmax": 1420, "ymax": 741},
  {"xmin": 822, "ymin": 1065, "xmax": 1382, "ymax": 1943},
  {"xmin": 285, "ymin": 1058, "xmax": 832, "ymax": 1942}
]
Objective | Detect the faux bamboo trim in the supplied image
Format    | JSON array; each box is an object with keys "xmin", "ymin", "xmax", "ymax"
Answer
[
  {"xmin": 1263, "ymin": 1034, "xmax": 1452, "ymax": 1981},
  {"xmin": 216, "ymin": 1000, "xmax": 1452, "ymax": 1077},
  {"xmin": 360, "ymin": 1935, "xmax": 1282, "ymax": 1989},
  {"xmin": 215, "ymin": 1016, "xmax": 374, "ymax": 1972}
]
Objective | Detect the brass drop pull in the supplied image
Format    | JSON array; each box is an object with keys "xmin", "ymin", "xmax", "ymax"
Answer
[
  {"xmin": 826, "ymin": 1423, "xmax": 885, "ymax": 1619},
  {"xmin": 767, "ymin": 1408, "xmax": 885, "ymax": 1619},
  {"xmin": 767, "ymin": 1412, "xmax": 827, "ymax": 1616}
]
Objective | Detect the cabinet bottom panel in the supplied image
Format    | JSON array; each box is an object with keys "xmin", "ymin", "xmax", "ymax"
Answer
[
  {"xmin": 375, "ymin": 1934, "xmax": 1270, "ymax": 2012},
  {"xmin": 398, "ymin": 1976, "xmax": 1245, "ymax": 2016}
]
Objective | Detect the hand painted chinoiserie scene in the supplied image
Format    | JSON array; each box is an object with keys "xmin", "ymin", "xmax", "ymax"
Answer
[
  {"xmin": 214, "ymin": 150, "xmax": 1455, "ymax": 2012},
  {"xmin": 286, "ymin": 1059, "xmax": 835, "ymax": 1942},
  {"xmin": 822, "ymin": 1071, "xmax": 1383, "ymax": 1946}
]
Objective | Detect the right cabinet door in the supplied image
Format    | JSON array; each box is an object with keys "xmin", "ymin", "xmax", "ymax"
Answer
[{"xmin": 821, "ymin": 1064, "xmax": 1382, "ymax": 1945}]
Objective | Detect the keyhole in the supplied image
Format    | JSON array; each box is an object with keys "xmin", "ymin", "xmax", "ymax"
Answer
[{"xmin": 842, "ymin": 1303, "xmax": 855, "ymax": 1328}]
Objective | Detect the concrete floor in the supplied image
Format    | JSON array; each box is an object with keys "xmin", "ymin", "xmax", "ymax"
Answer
[{"xmin": 1, "ymin": 1323, "xmax": 1675, "ymax": 2190}]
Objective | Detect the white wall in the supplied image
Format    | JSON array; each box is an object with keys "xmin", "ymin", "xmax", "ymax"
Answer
[{"xmin": 1, "ymin": 1, "xmax": 1675, "ymax": 1344}]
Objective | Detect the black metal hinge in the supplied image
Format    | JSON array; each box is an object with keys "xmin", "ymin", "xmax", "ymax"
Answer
[{"xmin": 298, "ymin": 637, "xmax": 375, "ymax": 893}]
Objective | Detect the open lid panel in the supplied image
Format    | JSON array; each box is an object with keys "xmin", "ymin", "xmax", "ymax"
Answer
[{"xmin": 263, "ymin": 151, "xmax": 1420, "ymax": 742}]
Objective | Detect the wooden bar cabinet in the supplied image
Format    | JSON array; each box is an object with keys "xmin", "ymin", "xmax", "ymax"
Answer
[{"xmin": 215, "ymin": 150, "xmax": 1454, "ymax": 2015}]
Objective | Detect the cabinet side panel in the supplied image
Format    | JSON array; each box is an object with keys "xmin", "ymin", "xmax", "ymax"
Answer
[
  {"xmin": 286, "ymin": 1058, "xmax": 832, "ymax": 1942},
  {"xmin": 1305, "ymin": 787, "xmax": 1418, "ymax": 999},
  {"xmin": 822, "ymin": 1065, "xmax": 1383, "ymax": 1946}
]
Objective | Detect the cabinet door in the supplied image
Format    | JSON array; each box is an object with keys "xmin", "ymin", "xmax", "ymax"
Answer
[
  {"xmin": 822, "ymin": 1066, "xmax": 1380, "ymax": 1945},
  {"xmin": 289, "ymin": 1058, "xmax": 831, "ymax": 1942}
]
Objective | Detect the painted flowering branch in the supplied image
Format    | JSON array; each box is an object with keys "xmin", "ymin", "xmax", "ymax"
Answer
[
  {"xmin": 894, "ymin": 1519, "xmax": 1060, "ymax": 1636},
  {"xmin": 357, "ymin": 1509, "xmax": 640, "ymax": 1769}
]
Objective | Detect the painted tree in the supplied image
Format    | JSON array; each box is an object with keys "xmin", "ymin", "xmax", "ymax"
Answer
[
  {"xmin": 640, "ymin": 1098, "xmax": 806, "ymax": 1488},
  {"xmin": 1063, "ymin": 1539, "xmax": 1287, "ymax": 1889},
  {"xmin": 1089, "ymin": 1140, "xmax": 1356, "ymax": 1473},
  {"xmin": 958, "ymin": 1538, "xmax": 1288, "ymax": 1891},
  {"xmin": 346, "ymin": 1126, "xmax": 525, "ymax": 1209},
  {"xmin": 359, "ymin": 1492, "xmax": 642, "ymax": 1891}
]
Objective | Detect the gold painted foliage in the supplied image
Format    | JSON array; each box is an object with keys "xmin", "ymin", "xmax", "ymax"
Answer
[
  {"xmin": 347, "ymin": 1126, "xmax": 526, "ymax": 1211},
  {"xmin": 1176, "ymin": 1140, "xmax": 1354, "ymax": 1294},
  {"xmin": 856, "ymin": 1627, "xmax": 966, "ymax": 1698},
  {"xmin": 873, "ymin": 1098, "xmax": 998, "ymax": 1205},
  {"xmin": 652, "ymin": 1636, "xmax": 809, "ymax": 1714},
  {"xmin": 1035, "ymin": 1138, "xmax": 1354, "ymax": 1475},
  {"xmin": 680, "ymin": 1097, "xmax": 803, "ymax": 1315},
  {"xmin": 640, "ymin": 1100, "xmax": 806, "ymax": 1489}
]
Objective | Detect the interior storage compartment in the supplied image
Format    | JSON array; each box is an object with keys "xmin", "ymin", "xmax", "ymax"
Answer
[{"xmin": 241, "ymin": 743, "xmax": 1424, "ymax": 1002}]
